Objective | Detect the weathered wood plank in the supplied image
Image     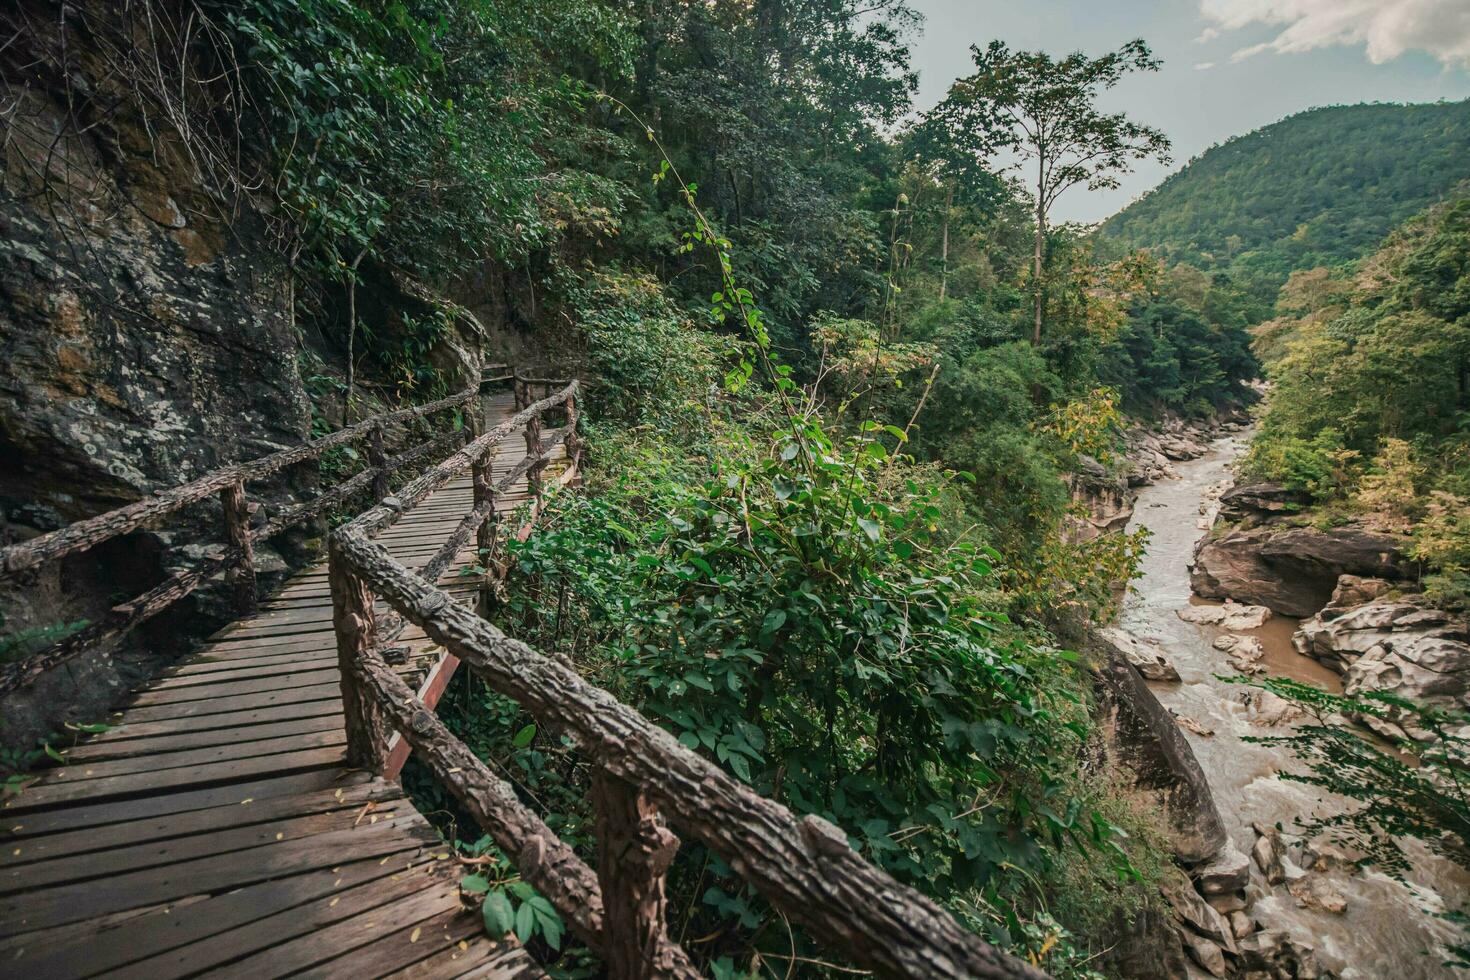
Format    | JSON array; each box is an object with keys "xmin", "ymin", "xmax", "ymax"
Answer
[
  {"xmin": 206, "ymin": 878, "xmax": 463, "ymax": 978},
  {"xmin": 0, "ymin": 814, "xmax": 438, "ymax": 933},
  {"xmin": 61, "ymin": 713, "xmax": 344, "ymax": 763},
  {"xmin": 37, "ymin": 729, "xmax": 346, "ymax": 785},
  {"xmin": 2, "ymin": 745, "xmax": 348, "ymax": 813},
  {"xmin": 1, "ymin": 839, "xmax": 430, "ymax": 975},
  {"xmin": 100, "ymin": 851, "xmax": 460, "ymax": 980},
  {"xmin": 0, "ymin": 792, "xmax": 403, "ymax": 893},
  {"xmin": 122, "ymin": 681, "xmax": 343, "ymax": 724},
  {"xmin": 1, "ymin": 780, "xmax": 396, "ymax": 861}
]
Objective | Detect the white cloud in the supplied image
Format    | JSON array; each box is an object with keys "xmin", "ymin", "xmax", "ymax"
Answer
[
  {"xmin": 1199, "ymin": 0, "xmax": 1470, "ymax": 70},
  {"xmin": 1194, "ymin": 61, "xmax": 1217, "ymax": 70}
]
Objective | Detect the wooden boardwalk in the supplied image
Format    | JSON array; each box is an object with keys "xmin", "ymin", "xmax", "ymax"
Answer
[{"xmin": 0, "ymin": 393, "xmax": 557, "ymax": 979}]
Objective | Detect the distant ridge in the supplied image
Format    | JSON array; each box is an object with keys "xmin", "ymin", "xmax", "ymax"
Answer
[{"xmin": 1098, "ymin": 100, "xmax": 1470, "ymax": 308}]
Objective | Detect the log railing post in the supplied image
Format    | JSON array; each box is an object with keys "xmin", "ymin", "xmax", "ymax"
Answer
[
  {"xmin": 367, "ymin": 423, "xmax": 389, "ymax": 502},
  {"xmin": 329, "ymin": 543, "xmax": 390, "ymax": 773},
  {"xmin": 592, "ymin": 772, "xmax": 693, "ymax": 979},
  {"xmin": 524, "ymin": 409, "xmax": 545, "ymax": 504},
  {"xmin": 469, "ymin": 391, "xmax": 498, "ymax": 612},
  {"xmin": 220, "ymin": 478, "xmax": 257, "ymax": 615},
  {"xmin": 564, "ymin": 389, "xmax": 582, "ymax": 475}
]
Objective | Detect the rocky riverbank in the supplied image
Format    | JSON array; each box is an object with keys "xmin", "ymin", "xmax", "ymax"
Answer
[{"xmin": 1097, "ymin": 423, "xmax": 1470, "ymax": 979}]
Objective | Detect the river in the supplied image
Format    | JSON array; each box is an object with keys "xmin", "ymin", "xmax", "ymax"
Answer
[{"xmin": 1118, "ymin": 431, "xmax": 1468, "ymax": 979}]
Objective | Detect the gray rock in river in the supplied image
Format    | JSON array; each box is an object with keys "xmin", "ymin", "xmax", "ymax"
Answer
[
  {"xmin": 1293, "ymin": 579, "xmax": 1470, "ymax": 720},
  {"xmin": 1088, "ymin": 631, "xmax": 1229, "ymax": 863},
  {"xmin": 1191, "ymin": 522, "xmax": 1413, "ymax": 617}
]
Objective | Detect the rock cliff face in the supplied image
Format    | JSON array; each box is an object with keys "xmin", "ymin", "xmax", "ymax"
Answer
[
  {"xmin": 1191, "ymin": 502, "xmax": 1412, "ymax": 617},
  {"xmin": 0, "ymin": 1, "xmax": 310, "ymax": 747}
]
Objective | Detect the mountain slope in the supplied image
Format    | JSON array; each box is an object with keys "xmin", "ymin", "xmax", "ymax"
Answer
[{"xmin": 1098, "ymin": 100, "xmax": 1470, "ymax": 307}]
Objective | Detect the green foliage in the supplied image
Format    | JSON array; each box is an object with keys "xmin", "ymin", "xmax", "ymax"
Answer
[
  {"xmin": 1245, "ymin": 197, "xmax": 1470, "ymax": 533},
  {"xmin": 924, "ymin": 38, "xmax": 1171, "ymax": 341},
  {"xmin": 486, "ymin": 418, "xmax": 1143, "ymax": 970},
  {"xmin": 1100, "ymin": 100, "xmax": 1470, "ymax": 311}
]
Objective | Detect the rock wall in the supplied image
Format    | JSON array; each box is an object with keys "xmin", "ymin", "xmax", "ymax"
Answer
[{"xmin": 0, "ymin": 1, "xmax": 310, "ymax": 748}]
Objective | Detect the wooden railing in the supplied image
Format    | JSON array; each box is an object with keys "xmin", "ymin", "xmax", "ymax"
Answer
[
  {"xmin": 0, "ymin": 380, "xmax": 495, "ymax": 696},
  {"xmin": 328, "ymin": 380, "xmax": 1044, "ymax": 980}
]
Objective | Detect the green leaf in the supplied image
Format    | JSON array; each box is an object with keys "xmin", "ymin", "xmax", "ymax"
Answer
[
  {"xmin": 482, "ymin": 892, "xmax": 514, "ymax": 937},
  {"xmin": 460, "ymin": 874, "xmax": 490, "ymax": 894},
  {"xmin": 512, "ymin": 724, "xmax": 537, "ymax": 748},
  {"xmin": 514, "ymin": 899, "xmax": 535, "ymax": 942},
  {"xmin": 857, "ymin": 517, "xmax": 881, "ymax": 541}
]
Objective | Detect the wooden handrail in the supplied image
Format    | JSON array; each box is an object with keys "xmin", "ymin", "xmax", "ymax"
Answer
[
  {"xmin": 0, "ymin": 386, "xmax": 479, "ymax": 580},
  {"xmin": 326, "ymin": 380, "xmax": 1044, "ymax": 980},
  {"xmin": 0, "ymin": 383, "xmax": 483, "ymax": 696}
]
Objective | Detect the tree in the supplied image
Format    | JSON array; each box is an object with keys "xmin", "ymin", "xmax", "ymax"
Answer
[{"xmin": 928, "ymin": 39, "xmax": 1171, "ymax": 344}]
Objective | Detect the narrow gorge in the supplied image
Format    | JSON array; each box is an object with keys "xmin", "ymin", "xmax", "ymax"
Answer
[{"xmin": 1106, "ymin": 428, "xmax": 1470, "ymax": 979}]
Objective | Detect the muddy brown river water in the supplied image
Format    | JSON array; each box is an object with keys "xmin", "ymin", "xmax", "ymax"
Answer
[{"xmin": 1118, "ymin": 432, "xmax": 1469, "ymax": 979}]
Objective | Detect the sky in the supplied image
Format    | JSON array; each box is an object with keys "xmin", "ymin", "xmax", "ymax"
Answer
[{"xmin": 906, "ymin": 0, "xmax": 1470, "ymax": 224}]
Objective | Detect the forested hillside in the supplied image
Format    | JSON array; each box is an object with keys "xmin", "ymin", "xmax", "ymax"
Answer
[{"xmin": 1099, "ymin": 101, "xmax": 1470, "ymax": 311}]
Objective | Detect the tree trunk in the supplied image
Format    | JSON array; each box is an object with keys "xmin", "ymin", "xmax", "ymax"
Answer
[
  {"xmin": 939, "ymin": 184, "xmax": 953, "ymax": 303},
  {"xmin": 1032, "ymin": 203, "xmax": 1044, "ymax": 346}
]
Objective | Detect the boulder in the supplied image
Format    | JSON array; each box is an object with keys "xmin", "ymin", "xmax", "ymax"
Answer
[
  {"xmin": 1300, "ymin": 837, "xmax": 1363, "ymax": 873},
  {"xmin": 1179, "ymin": 600, "xmax": 1272, "ymax": 630},
  {"xmin": 1214, "ymin": 634, "xmax": 1267, "ymax": 675},
  {"xmin": 1181, "ymin": 932, "xmax": 1229, "ymax": 978},
  {"xmin": 1288, "ymin": 873, "xmax": 1349, "ymax": 915},
  {"xmin": 1250, "ymin": 823, "xmax": 1287, "ymax": 885},
  {"xmin": 1191, "ymin": 524, "xmax": 1412, "ymax": 617},
  {"xmin": 1089, "ymin": 632, "xmax": 1229, "ymax": 863},
  {"xmin": 1217, "ymin": 482, "xmax": 1312, "ymax": 526},
  {"xmin": 1293, "ymin": 595, "xmax": 1470, "ymax": 714},
  {"xmin": 1238, "ymin": 688, "xmax": 1304, "ymax": 727},
  {"xmin": 1229, "ymin": 909, "xmax": 1256, "ymax": 939},
  {"xmin": 1161, "ymin": 871, "xmax": 1238, "ymax": 952},
  {"xmin": 1097, "ymin": 627, "xmax": 1181, "ymax": 682},
  {"xmin": 1192, "ymin": 842, "xmax": 1251, "ymax": 895}
]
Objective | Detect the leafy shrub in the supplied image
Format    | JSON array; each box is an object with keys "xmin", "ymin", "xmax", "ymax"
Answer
[{"xmin": 472, "ymin": 408, "xmax": 1146, "ymax": 972}]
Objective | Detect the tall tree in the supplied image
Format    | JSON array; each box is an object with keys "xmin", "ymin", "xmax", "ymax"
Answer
[{"xmin": 928, "ymin": 39, "xmax": 1171, "ymax": 344}]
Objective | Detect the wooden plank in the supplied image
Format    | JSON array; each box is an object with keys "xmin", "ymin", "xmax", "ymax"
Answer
[
  {"xmin": 0, "ymin": 792, "xmax": 405, "ymax": 893},
  {"xmin": 0, "ymin": 814, "xmax": 439, "ymax": 933},
  {"xmin": 130, "ymin": 667, "xmax": 340, "ymax": 706},
  {"xmin": 1, "ymin": 837, "xmax": 429, "ymax": 976},
  {"xmin": 154, "ymin": 652, "xmax": 337, "ymax": 683},
  {"xmin": 38, "ymin": 728, "xmax": 346, "ymax": 785},
  {"xmin": 100, "ymin": 852, "xmax": 461, "ymax": 980},
  {"xmin": 206, "ymin": 878, "xmax": 463, "ymax": 978},
  {"xmin": 122, "ymin": 682, "xmax": 342, "ymax": 724},
  {"xmin": 61, "ymin": 713, "xmax": 344, "ymax": 764},
  {"xmin": 1, "ymin": 780, "xmax": 397, "ymax": 862},
  {"xmin": 293, "ymin": 904, "xmax": 492, "ymax": 980},
  {"xmin": 2, "ymin": 745, "xmax": 348, "ymax": 814},
  {"xmin": 390, "ymin": 939, "xmax": 540, "ymax": 980},
  {"xmin": 76, "ymin": 698, "xmax": 344, "ymax": 746}
]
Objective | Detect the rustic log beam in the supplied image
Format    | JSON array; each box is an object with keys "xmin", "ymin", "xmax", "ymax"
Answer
[
  {"xmin": 592, "ymin": 773, "xmax": 699, "ymax": 979},
  {"xmin": 0, "ymin": 551, "xmax": 234, "ymax": 696},
  {"xmin": 367, "ymin": 424, "xmax": 390, "ymax": 502},
  {"xmin": 524, "ymin": 413, "xmax": 545, "ymax": 502},
  {"xmin": 353, "ymin": 645, "xmax": 607, "ymax": 951},
  {"xmin": 332, "ymin": 527, "xmax": 1045, "ymax": 980},
  {"xmin": 348, "ymin": 382, "xmax": 576, "ymax": 539},
  {"xmin": 252, "ymin": 466, "xmax": 377, "ymax": 544},
  {"xmin": 0, "ymin": 386, "xmax": 478, "ymax": 581},
  {"xmin": 565, "ymin": 390, "xmax": 583, "ymax": 472},
  {"xmin": 221, "ymin": 479, "xmax": 257, "ymax": 616},
  {"xmin": 419, "ymin": 498, "xmax": 495, "ymax": 586},
  {"xmin": 328, "ymin": 543, "xmax": 390, "ymax": 773},
  {"xmin": 383, "ymin": 429, "xmax": 464, "ymax": 476}
]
